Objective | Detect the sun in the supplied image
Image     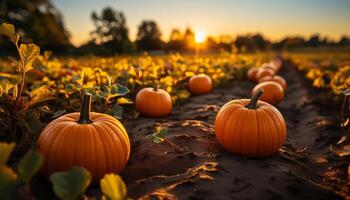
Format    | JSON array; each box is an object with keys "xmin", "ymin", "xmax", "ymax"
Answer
[{"xmin": 195, "ymin": 30, "xmax": 206, "ymax": 44}]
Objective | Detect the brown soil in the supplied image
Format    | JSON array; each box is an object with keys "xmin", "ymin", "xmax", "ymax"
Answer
[{"xmin": 120, "ymin": 60, "xmax": 347, "ymax": 199}]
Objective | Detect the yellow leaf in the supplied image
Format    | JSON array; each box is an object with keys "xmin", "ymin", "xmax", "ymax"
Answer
[
  {"xmin": 0, "ymin": 143, "xmax": 15, "ymax": 165},
  {"xmin": 0, "ymin": 23, "xmax": 18, "ymax": 43},
  {"xmin": 100, "ymin": 174, "xmax": 127, "ymax": 200},
  {"xmin": 19, "ymin": 44, "xmax": 40, "ymax": 72},
  {"xmin": 117, "ymin": 97, "xmax": 133, "ymax": 105}
]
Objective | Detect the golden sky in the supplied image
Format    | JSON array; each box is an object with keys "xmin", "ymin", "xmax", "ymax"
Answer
[{"xmin": 53, "ymin": 0, "xmax": 350, "ymax": 46}]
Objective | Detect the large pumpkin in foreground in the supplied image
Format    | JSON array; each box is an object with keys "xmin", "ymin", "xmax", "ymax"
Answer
[
  {"xmin": 188, "ymin": 74, "xmax": 213, "ymax": 95},
  {"xmin": 214, "ymin": 90, "xmax": 286, "ymax": 157},
  {"xmin": 135, "ymin": 87, "xmax": 172, "ymax": 117},
  {"xmin": 38, "ymin": 93, "xmax": 130, "ymax": 183},
  {"xmin": 252, "ymin": 81, "xmax": 284, "ymax": 105}
]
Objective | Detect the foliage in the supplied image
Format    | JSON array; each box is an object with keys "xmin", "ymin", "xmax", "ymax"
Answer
[
  {"xmin": 0, "ymin": 0, "xmax": 71, "ymax": 53},
  {"xmin": 100, "ymin": 174, "xmax": 127, "ymax": 200},
  {"xmin": 50, "ymin": 167, "xmax": 91, "ymax": 200},
  {"xmin": 0, "ymin": 142, "xmax": 43, "ymax": 200},
  {"xmin": 287, "ymin": 51, "xmax": 350, "ymax": 149}
]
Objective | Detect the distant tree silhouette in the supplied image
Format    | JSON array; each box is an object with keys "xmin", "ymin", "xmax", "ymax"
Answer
[
  {"xmin": 0, "ymin": 0, "xmax": 71, "ymax": 53},
  {"xmin": 166, "ymin": 28, "xmax": 184, "ymax": 51},
  {"xmin": 91, "ymin": 7, "xmax": 129, "ymax": 43},
  {"xmin": 306, "ymin": 34, "xmax": 321, "ymax": 47},
  {"xmin": 338, "ymin": 36, "xmax": 350, "ymax": 46},
  {"xmin": 183, "ymin": 27, "xmax": 195, "ymax": 51},
  {"xmin": 88, "ymin": 7, "xmax": 134, "ymax": 54},
  {"xmin": 136, "ymin": 20, "xmax": 163, "ymax": 51}
]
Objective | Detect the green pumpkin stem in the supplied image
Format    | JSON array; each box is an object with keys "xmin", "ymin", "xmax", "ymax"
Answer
[
  {"xmin": 78, "ymin": 93, "xmax": 93, "ymax": 124},
  {"xmin": 245, "ymin": 89, "xmax": 264, "ymax": 109}
]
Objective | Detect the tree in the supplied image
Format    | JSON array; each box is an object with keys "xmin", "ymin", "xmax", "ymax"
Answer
[
  {"xmin": 90, "ymin": 7, "xmax": 129, "ymax": 44},
  {"xmin": 0, "ymin": 0, "xmax": 71, "ymax": 53},
  {"xmin": 183, "ymin": 27, "xmax": 195, "ymax": 51},
  {"xmin": 166, "ymin": 28, "xmax": 184, "ymax": 51},
  {"xmin": 136, "ymin": 20, "xmax": 163, "ymax": 51},
  {"xmin": 88, "ymin": 7, "xmax": 134, "ymax": 55},
  {"xmin": 306, "ymin": 34, "xmax": 321, "ymax": 47}
]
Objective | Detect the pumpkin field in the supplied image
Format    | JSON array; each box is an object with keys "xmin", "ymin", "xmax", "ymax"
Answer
[{"xmin": 0, "ymin": 22, "xmax": 349, "ymax": 199}]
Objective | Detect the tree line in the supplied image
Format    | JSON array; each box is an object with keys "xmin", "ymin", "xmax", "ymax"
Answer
[{"xmin": 1, "ymin": 1, "xmax": 349, "ymax": 55}]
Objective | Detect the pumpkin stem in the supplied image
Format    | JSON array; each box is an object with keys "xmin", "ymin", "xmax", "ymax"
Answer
[
  {"xmin": 154, "ymin": 84, "xmax": 160, "ymax": 91},
  {"xmin": 245, "ymin": 90, "xmax": 264, "ymax": 109},
  {"xmin": 78, "ymin": 93, "xmax": 93, "ymax": 124}
]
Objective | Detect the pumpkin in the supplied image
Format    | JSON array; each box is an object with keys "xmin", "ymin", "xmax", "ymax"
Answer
[
  {"xmin": 252, "ymin": 81, "xmax": 284, "ymax": 105},
  {"xmin": 135, "ymin": 87, "xmax": 172, "ymax": 117},
  {"xmin": 261, "ymin": 63, "xmax": 278, "ymax": 73},
  {"xmin": 256, "ymin": 68, "xmax": 275, "ymax": 81},
  {"xmin": 271, "ymin": 58, "xmax": 283, "ymax": 70},
  {"xmin": 247, "ymin": 68, "xmax": 259, "ymax": 81},
  {"xmin": 188, "ymin": 74, "xmax": 212, "ymax": 95},
  {"xmin": 37, "ymin": 93, "xmax": 130, "ymax": 183},
  {"xmin": 214, "ymin": 90, "xmax": 286, "ymax": 157},
  {"xmin": 259, "ymin": 75, "xmax": 287, "ymax": 90}
]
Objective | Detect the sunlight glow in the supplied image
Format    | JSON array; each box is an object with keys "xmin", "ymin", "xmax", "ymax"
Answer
[{"xmin": 195, "ymin": 30, "xmax": 206, "ymax": 43}]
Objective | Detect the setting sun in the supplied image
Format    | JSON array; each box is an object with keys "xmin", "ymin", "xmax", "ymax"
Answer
[{"xmin": 195, "ymin": 30, "xmax": 206, "ymax": 43}]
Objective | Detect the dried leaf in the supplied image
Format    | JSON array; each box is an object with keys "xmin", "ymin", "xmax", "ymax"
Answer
[
  {"xmin": 19, "ymin": 44, "xmax": 40, "ymax": 72},
  {"xmin": 0, "ymin": 23, "xmax": 18, "ymax": 43},
  {"xmin": 117, "ymin": 97, "xmax": 133, "ymax": 105},
  {"xmin": 100, "ymin": 174, "xmax": 127, "ymax": 200}
]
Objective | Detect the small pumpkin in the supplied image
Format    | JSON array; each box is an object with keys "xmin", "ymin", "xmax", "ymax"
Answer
[
  {"xmin": 215, "ymin": 90, "xmax": 286, "ymax": 157},
  {"xmin": 259, "ymin": 75, "xmax": 287, "ymax": 90},
  {"xmin": 135, "ymin": 86, "xmax": 172, "ymax": 117},
  {"xmin": 261, "ymin": 63, "xmax": 278, "ymax": 73},
  {"xmin": 252, "ymin": 81, "xmax": 284, "ymax": 105},
  {"xmin": 256, "ymin": 68, "xmax": 275, "ymax": 81},
  {"xmin": 38, "ymin": 93, "xmax": 130, "ymax": 183},
  {"xmin": 188, "ymin": 74, "xmax": 212, "ymax": 95},
  {"xmin": 271, "ymin": 58, "xmax": 283, "ymax": 70},
  {"xmin": 247, "ymin": 68, "xmax": 259, "ymax": 81}
]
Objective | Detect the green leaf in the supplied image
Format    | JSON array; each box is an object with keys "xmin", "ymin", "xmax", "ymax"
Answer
[
  {"xmin": 106, "ymin": 104, "xmax": 123, "ymax": 119},
  {"xmin": 18, "ymin": 150, "xmax": 43, "ymax": 184},
  {"xmin": 50, "ymin": 167, "xmax": 91, "ymax": 200},
  {"xmin": 0, "ymin": 143, "xmax": 15, "ymax": 165},
  {"xmin": 117, "ymin": 97, "xmax": 133, "ymax": 105},
  {"xmin": 0, "ymin": 166, "xmax": 19, "ymax": 199},
  {"xmin": 111, "ymin": 84, "xmax": 129, "ymax": 96},
  {"xmin": 0, "ymin": 23, "xmax": 18, "ymax": 43},
  {"xmin": 100, "ymin": 174, "xmax": 127, "ymax": 200},
  {"xmin": 19, "ymin": 43, "xmax": 40, "ymax": 72},
  {"xmin": 146, "ymin": 133, "xmax": 164, "ymax": 144}
]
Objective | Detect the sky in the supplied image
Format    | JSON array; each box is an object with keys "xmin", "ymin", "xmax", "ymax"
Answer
[{"xmin": 52, "ymin": 0, "xmax": 350, "ymax": 47}]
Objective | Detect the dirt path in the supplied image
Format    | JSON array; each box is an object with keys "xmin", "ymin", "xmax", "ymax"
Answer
[{"xmin": 121, "ymin": 61, "xmax": 343, "ymax": 199}]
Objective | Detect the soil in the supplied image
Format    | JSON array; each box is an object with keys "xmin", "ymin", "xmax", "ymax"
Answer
[{"xmin": 119, "ymin": 60, "xmax": 347, "ymax": 199}]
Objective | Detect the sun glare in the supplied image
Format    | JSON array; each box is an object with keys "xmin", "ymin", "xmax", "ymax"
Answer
[{"xmin": 195, "ymin": 30, "xmax": 206, "ymax": 43}]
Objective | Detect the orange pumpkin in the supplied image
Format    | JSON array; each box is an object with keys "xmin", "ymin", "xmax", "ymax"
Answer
[
  {"xmin": 38, "ymin": 93, "xmax": 130, "ymax": 183},
  {"xmin": 259, "ymin": 75, "xmax": 287, "ymax": 90},
  {"xmin": 256, "ymin": 68, "xmax": 275, "ymax": 81},
  {"xmin": 215, "ymin": 90, "xmax": 286, "ymax": 157},
  {"xmin": 271, "ymin": 58, "xmax": 283, "ymax": 71},
  {"xmin": 252, "ymin": 81, "xmax": 284, "ymax": 105},
  {"xmin": 247, "ymin": 68, "xmax": 259, "ymax": 81},
  {"xmin": 262, "ymin": 62, "xmax": 279, "ymax": 72},
  {"xmin": 135, "ymin": 87, "xmax": 172, "ymax": 117},
  {"xmin": 188, "ymin": 74, "xmax": 212, "ymax": 95}
]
